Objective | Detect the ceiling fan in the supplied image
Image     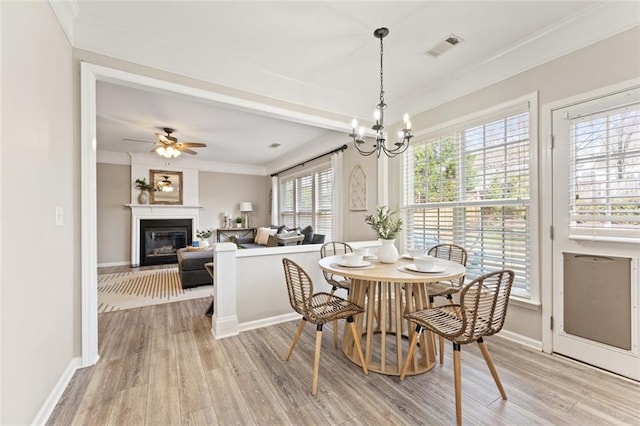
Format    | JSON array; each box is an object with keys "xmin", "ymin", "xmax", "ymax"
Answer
[
  {"xmin": 125, "ymin": 127, "xmax": 207, "ymax": 158},
  {"xmin": 156, "ymin": 175, "xmax": 174, "ymax": 192}
]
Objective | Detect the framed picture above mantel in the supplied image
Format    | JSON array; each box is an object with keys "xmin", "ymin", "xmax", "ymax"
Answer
[{"xmin": 150, "ymin": 169, "xmax": 183, "ymax": 205}]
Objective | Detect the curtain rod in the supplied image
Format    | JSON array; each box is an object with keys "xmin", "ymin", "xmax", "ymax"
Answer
[{"xmin": 270, "ymin": 144, "xmax": 348, "ymax": 177}]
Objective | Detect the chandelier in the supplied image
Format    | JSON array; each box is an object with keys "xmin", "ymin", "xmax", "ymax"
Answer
[{"xmin": 349, "ymin": 27, "xmax": 413, "ymax": 158}]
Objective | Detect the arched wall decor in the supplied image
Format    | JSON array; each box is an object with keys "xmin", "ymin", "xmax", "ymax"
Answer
[{"xmin": 349, "ymin": 164, "xmax": 367, "ymax": 211}]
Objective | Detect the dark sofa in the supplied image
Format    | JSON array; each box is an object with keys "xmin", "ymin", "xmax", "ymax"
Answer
[
  {"xmin": 236, "ymin": 225, "xmax": 325, "ymax": 249},
  {"xmin": 177, "ymin": 248, "xmax": 213, "ymax": 288}
]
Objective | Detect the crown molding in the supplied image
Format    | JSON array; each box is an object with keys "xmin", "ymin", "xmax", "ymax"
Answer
[
  {"xmin": 97, "ymin": 150, "xmax": 267, "ymax": 176},
  {"xmin": 397, "ymin": 1, "xmax": 640, "ymax": 116},
  {"xmin": 47, "ymin": 0, "xmax": 79, "ymax": 44}
]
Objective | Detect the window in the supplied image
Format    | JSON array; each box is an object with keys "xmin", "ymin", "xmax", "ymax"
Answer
[
  {"xmin": 279, "ymin": 164, "xmax": 333, "ymax": 240},
  {"xmin": 403, "ymin": 101, "xmax": 532, "ymax": 296},
  {"xmin": 568, "ymin": 101, "xmax": 640, "ymax": 242}
]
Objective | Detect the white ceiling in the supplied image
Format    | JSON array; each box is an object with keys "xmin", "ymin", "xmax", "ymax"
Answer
[{"xmin": 52, "ymin": 1, "xmax": 640, "ymax": 170}]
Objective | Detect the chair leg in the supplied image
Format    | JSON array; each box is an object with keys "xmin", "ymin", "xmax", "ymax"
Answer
[
  {"xmin": 399, "ymin": 324, "xmax": 422, "ymax": 380},
  {"xmin": 312, "ymin": 324, "xmax": 323, "ymax": 396},
  {"xmin": 477, "ymin": 337, "xmax": 507, "ymax": 400},
  {"xmin": 453, "ymin": 343, "xmax": 462, "ymax": 426},
  {"xmin": 333, "ymin": 319, "xmax": 339, "ymax": 349},
  {"xmin": 347, "ymin": 316, "xmax": 368, "ymax": 375},
  {"xmin": 286, "ymin": 319, "xmax": 307, "ymax": 361},
  {"xmin": 438, "ymin": 294, "xmax": 455, "ymax": 365}
]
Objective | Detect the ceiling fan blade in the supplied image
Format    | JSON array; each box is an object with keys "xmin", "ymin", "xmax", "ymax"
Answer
[
  {"xmin": 155, "ymin": 132, "xmax": 177, "ymax": 144},
  {"xmin": 181, "ymin": 148, "xmax": 198, "ymax": 155},
  {"xmin": 177, "ymin": 142, "xmax": 207, "ymax": 148},
  {"xmin": 123, "ymin": 138, "xmax": 155, "ymax": 144}
]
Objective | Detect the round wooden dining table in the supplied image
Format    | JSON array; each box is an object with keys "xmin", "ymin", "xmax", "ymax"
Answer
[{"xmin": 318, "ymin": 255, "xmax": 466, "ymax": 376}]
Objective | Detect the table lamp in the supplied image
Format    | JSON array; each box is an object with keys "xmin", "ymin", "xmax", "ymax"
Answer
[{"xmin": 240, "ymin": 201, "xmax": 253, "ymax": 227}]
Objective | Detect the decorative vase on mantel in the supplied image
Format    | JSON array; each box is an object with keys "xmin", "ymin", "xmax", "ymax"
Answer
[
  {"xmin": 378, "ymin": 239, "xmax": 399, "ymax": 264},
  {"xmin": 138, "ymin": 191, "xmax": 149, "ymax": 205}
]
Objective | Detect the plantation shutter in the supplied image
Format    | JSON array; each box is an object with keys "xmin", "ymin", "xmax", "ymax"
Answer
[
  {"xmin": 277, "ymin": 161, "xmax": 333, "ymax": 237},
  {"xmin": 403, "ymin": 103, "xmax": 532, "ymax": 296},
  {"xmin": 315, "ymin": 168, "xmax": 333, "ymax": 240},
  {"xmin": 566, "ymin": 98, "xmax": 640, "ymax": 242}
]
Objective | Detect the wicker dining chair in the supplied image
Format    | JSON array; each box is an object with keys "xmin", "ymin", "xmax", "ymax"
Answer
[
  {"xmin": 320, "ymin": 241, "xmax": 354, "ymax": 347},
  {"xmin": 400, "ymin": 269, "xmax": 514, "ymax": 426},
  {"xmin": 427, "ymin": 243, "xmax": 468, "ymax": 364},
  {"xmin": 282, "ymin": 258, "xmax": 368, "ymax": 396}
]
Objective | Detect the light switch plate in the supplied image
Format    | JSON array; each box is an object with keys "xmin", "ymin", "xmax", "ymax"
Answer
[{"xmin": 55, "ymin": 206, "xmax": 64, "ymax": 227}]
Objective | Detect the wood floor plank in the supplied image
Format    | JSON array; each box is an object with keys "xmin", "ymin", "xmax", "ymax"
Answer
[
  {"xmin": 70, "ymin": 359, "xmax": 125, "ymax": 426},
  {"xmin": 48, "ymin": 297, "xmax": 640, "ymax": 426},
  {"xmin": 108, "ymin": 384, "xmax": 148, "ymax": 425},
  {"xmin": 176, "ymin": 354, "xmax": 213, "ymax": 417},
  {"xmin": 146, "ymin": 348, "xmax": 181, "ymax": 425},
  {"xmin": 235, "ymin": 370, "xmax": 293, "ymax": 425},
  {"xmin": 45, "ymin": 366, "xmax": 93, "ymax": 426},
  {"xmin": 205, "ymin": 367, "xmax": 256, "ymax": 425},
  {"xmin": 182, "ymin": 406, "xmax": 219, "ymax": 426}
]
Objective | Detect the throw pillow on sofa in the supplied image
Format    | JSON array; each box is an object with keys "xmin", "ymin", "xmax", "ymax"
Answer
[
  {"xmin": 255, "ymin": 227, "xmax": 277, "ymax": 245},
  {"xmin": 300, "ymin": 225, "xmax": 314, "ymax": 244}
]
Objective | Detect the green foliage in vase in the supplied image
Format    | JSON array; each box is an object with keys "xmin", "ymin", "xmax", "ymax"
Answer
[
  {"xmin": 134, "ymin": 177, "xmax": 155, "ymax": 192},
  {"xmin": 365, "ymin": 206, "xmax": 403, "ymax": 240},
  {"xmin": 235, "ymin": 217, "xmax": 243, "ymax": 223}
]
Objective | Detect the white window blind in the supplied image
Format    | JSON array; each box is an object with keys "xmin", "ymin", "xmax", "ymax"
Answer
[
  {"xmin": 404, "ymin": 106, "xmax": 531, "ymax": 295},
  {"xmin": 568, "ymin": 102, "xmax": 640, "ymax": 242},
  {"xmin": 279, "ymin": 163, "xmax": 333, "ymax": 241}
]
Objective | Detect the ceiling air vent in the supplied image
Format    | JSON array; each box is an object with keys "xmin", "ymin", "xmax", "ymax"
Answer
[
  {"xmin": 427, "ymin": 33, "xmax": 464, "ymax": 58},
  {"xmin": 268, "ymin": 143, "xmax": 281, "ymax": 149}
]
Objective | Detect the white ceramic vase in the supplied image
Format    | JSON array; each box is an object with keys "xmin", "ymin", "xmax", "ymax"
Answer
[
  {"xmin": 137, "ymin": 191, "xmax": 149, "ymax": 204},
  {"xmin": 199, "ymin": 238, "xmax": 210, "ymax": 249},
  {"xmin": 378, "ymin": 238, "xmax": 399, "ymax": 263}
]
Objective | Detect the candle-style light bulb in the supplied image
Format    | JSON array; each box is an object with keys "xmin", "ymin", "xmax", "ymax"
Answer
[
  {"xmin": 398, "ymin": 130, "xmax": 404, "ymax": 139},
  {"xmin": 358, "ymin": 127, "xmax": 365, "ymax": 137},
  {"xmin": 351, "ymin": 119, "xmax": 358, "ymax": 129},
  {"xmin": 374, "ymin": 110, "xmax": 381, "ymax": 121},
  {"xmin": 403, "ymin": 113, "xmax": 410, "ymax": 123},
  {"xmin": 406, "ymin": 120, "xmax": 412, "ymax": 130}
]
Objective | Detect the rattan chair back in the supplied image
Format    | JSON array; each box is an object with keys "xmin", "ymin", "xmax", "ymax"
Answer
[
  {"xmin": 282, "ymin": 257, "xmax": 314, "ymax": 318},
  {"xmin": 320, "ymin": 242, "xmax": 353, "ymax": 290},
  {"xmin": 428, "ymin": 243, "xmax": 468, "ymax": 287},
  {"xmin": 455, "ymin": 269, "xmax": 514, "ymax": 343}
]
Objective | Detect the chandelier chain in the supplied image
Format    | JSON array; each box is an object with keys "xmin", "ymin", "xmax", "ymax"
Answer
[{"xmin": 379, "ymin": 35, "xmax": 385, "ymax": 105}]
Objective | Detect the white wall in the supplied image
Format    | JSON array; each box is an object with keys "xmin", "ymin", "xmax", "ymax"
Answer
[
  {"xmin": 387, "ymin": 25, "xmax": 640, "ymax": 344},
  {"xmin": 97, "ymin": 163, "xmax": 131, "ymax": 265},
  {"xmin": 0, "ymin": 2, "xmax": 75, "ymax": 423}
]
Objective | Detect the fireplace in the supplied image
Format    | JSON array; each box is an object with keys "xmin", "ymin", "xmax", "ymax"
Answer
[{"xmin": 139, "ymin": 219, "xmax": 193, "ymax": 266}]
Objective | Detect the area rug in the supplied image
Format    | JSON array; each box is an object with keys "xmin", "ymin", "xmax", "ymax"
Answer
[{"xmin": 97, "ymin": 267, "xmax": 212, "ymax": 313}]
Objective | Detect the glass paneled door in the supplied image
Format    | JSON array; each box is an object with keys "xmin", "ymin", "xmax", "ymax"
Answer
[{"xmin": 550, "ymin": 85, "xmax": 640, "ymax": 380}]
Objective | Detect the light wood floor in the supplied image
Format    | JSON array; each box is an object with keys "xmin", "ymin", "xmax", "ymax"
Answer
[{"xmin": 48, "ymin": 297, "xmax": 640, "ymax": 425}]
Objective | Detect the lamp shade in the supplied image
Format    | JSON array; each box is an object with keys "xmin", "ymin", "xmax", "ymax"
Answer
[{"xmin": 240, "ymin": 202, "xmax": 253, "ymax": 212}]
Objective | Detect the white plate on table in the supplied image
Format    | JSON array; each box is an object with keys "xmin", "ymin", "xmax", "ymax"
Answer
[
  {"xmin": 336, "ymin": 260, "xmax": 372, "ymax": 268},
  {"xmin": 405, "ymin": 264, "xmax": 446, "ymax": 273}
]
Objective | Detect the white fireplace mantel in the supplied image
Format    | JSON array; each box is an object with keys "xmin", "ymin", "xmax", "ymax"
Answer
[{"xmin": 127, "ymin": 204, "xmax": 203, "ymax": 266}]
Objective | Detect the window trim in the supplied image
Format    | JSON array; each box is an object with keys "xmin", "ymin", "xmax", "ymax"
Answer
[{"xmin": 400, "ymin": 92, "xmax": 539, "ymax": 301}]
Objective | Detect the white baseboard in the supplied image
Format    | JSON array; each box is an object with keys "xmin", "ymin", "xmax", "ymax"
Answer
[
  {"xmin": 239, "ymin": 312, "xmax": 300, "ymax": 333},
  {"xmin": 498, "ymin": 329, "xmax": 543, "ymax": 351},
  {"xmin": 97, "ymin": 261, "xmax": 130, "ymax": 268},
  {"xmin": 31, "ymin": 357, "xmax": 82, "ymax": 426}
]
